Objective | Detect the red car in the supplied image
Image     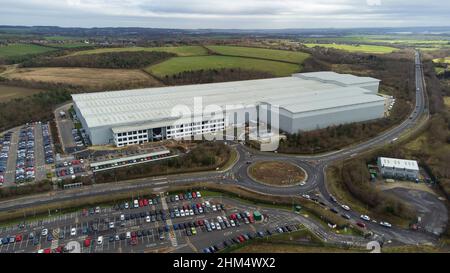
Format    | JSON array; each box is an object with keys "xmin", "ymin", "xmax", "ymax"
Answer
[
  {"xmin": 196, "ymin": 203, "xmax": 202, "ymax": 209},
  {"xmin": 138, "ymin": 199, "xmax": 144, "ymax": 207},
  {"xmin": 143, "ymin": 199, "xmax": 149, "ymax": 206},
  {"xmin": 43, "ymin": 248, "xmax": 51, "ymax": 254},
  {"xmin": 15, "ymin": 234, "xmax": 22, "ymax": 242},
  {"xmin": 230, "ymin": 213, "xmax": 237, "ymax": 220},
  {"xmin": 197, "ymin": 220, "xmax": 204, "ymax": 226},
  {"xmin": 192, "ymin": 192, "xmax": 197, "ymax": 199},
  {"xmin": 356, "ymin": 222, "xmax": 366, "ymax": 228},
  {"xmin": 131, "ymin": 232, "xmax": 136, "ymax": 238},
  {"xmin": 84, "ymin": 237, "xmax": 91, "ymax": 247},
  {"xmin": 237, "ymin": 236, "xmax": 245, "ymax": 243},
  {"xmin": 55, "ymin": 246, "xmax": 64, "ymax": 253}
]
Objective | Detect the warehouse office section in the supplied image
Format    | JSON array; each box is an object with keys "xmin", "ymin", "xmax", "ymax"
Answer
[{"xmin": 72, "ymin": 71, "xmax": 386, "ymax": 147}]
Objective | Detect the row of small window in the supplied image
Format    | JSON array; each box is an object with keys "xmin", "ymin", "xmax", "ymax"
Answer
[
  {"xmin": 167, "ymin": 119, "xmax": 224, "ymax": 130},
  {"xmin": 117, "ymin": 130, "xmax": 147, "ymax": 137},
  {"xmin": 117, "ymin": 140, "xmax": 146, "ymax": 147},
  {"xmin": 117, "ymin": 134, "xmax": 147, "ymax": 143},
  {"xmin": 167, "ymin": 124, "xmax": 220, "ymax": 133},
  {"xmin": 167, "ymin": 129, "xmax": 220, "ymax": 138},
  {"xmin": 167, "ymin": 127, "xmax": 222, "ymax": 137}
]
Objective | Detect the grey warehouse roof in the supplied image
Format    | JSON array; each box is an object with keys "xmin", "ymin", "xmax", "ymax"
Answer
[
  {"xmin": 72, "ymin": 72, "xmax": 383, "ymax": 129},
  {"xmin": 378, "ymin": 157, "xmax": 419, "ymax": 171},
  {"xmin": 294, "ymin": 71, "xmax": 380, "ymax": 86}
]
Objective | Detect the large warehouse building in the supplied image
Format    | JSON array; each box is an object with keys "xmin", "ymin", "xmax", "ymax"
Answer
[{"xmin": 72, "ymin": 71, "xmax": 385, "ymax": 147}]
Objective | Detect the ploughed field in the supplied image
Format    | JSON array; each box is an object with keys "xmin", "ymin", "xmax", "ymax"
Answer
[
  {"xmin": 4, "ymin": 67, "xmax": 162, "ymax": 89},
  {"xmin": 0, "ymin": 84, "xmax": 45, "ymax": 102}
]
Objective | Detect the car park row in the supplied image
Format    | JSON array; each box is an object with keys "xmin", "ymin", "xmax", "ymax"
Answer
[
  {"xmin": 55, "ymin": 159, "xmax": 85, "ymax": 179},
  {"xmin": 202, "ymin": 223, "xmax": 302, "ymax": 253},
  {"xmin": 42, "ymin": 123, "xmax": 54, "ymax": 165},
  {"xmin": 15, "ymin": 125, "xmax": 36, "ymax": 183},
  {"xmin": 0, "ymin": 132, "xmax": 12, "ymax": 186},
  {"xmin": 0, "ymin": 191, "xmax": 287, "ymax": 253}
]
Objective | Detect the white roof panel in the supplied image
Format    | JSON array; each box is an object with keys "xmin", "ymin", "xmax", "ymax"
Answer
[
  {"xmin": 379, "ymin": 157, "xmax": 419, "ymax": 171},
  {"xmin": 72, "ymin": 72, "xmax": 383, "ymax": 128}
]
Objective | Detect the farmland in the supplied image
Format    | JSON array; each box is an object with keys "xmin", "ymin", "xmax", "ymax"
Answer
[
  {"xmin": 206, "ymin": 45, "xmax": 310, "ymax": 64},
  {"xmin": 0, "ymin": 84, "xmax": 45, "ymax": 102},
  {"xmin": 303, "ymin": 43, "xmax": 397, "ymax": 54},
  {"xmin": 299, "ymin": 35, "xmax": 450, "ymax": 49},
  {"xmin": 69, "ymin": 46, "xmax": 208, "ymax": 57},
  {"xmin": 433, "ymin": 57, "xmax": 450, "ymax": 64},
  {"xmin": 0, "ymin": 43, "xmax": 57, "ymax": 58},
  {"xmin": 146, "ymin": 55, "xmax": 301, "ymax": 78},
  {"xmin": 4, "ymin": 67, "xmax": 162, "ymax": 89}
]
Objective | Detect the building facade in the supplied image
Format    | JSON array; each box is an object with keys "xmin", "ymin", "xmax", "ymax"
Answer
[
  {"xmin": 377, "ymin": 157, "xmax": 420, "ymax": 180},
  {"xmin": 72, "ymin": 72, "xmax": 385, "ymax": 147}
]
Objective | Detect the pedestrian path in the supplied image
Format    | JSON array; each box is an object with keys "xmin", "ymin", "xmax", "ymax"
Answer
[{"xmin": 160, "ymin": 193, "xmax": 178, "ymax": 247}]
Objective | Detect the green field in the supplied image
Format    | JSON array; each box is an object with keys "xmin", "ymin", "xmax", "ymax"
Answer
[
  {"xmin": 70, "ymin": 46, "xmax": 208, "ymax": 57},
  {"xmin": 303, "ymin": 43, "xmax": 397, "ymax": 54},
  {"xmin": 47, "ymin": 43, "xmax": 91, "ymax": 49},
  {"xmin": 0, "ymin": 43, "xmax": 57, "ymax": 58},
  {"xmin": 206, "ymin": 45, "xmax": 310, "ymax": 64},
  {"xmin": 146, "ymin": 55, "xmax": 301, "ymax": 78}
]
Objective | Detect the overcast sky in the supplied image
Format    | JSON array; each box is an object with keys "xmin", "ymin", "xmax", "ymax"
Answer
[{"xmin": 0, "ymin": 0, "xmax": 449, "ymax": 29}]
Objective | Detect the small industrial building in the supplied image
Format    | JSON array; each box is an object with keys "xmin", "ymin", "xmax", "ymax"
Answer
[
  {"xmin": 377, "ymin": 157, "xmax": 420, "ymax": 180},
  {"xmin": 72, "ymin": 71, "xmax": 385, "ymax": 147}
]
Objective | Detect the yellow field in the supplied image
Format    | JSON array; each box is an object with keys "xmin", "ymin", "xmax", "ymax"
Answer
[
  {"xmin": 433, "ymin": 57, "xmax": 450, "ymax": 64},
  {"xmin": 5, "ymin": 67, "xmax": 162, "ymax": 89},
  {"xmin": 303, "ymin": 43, "xmax": 397, "ymax": 54}
]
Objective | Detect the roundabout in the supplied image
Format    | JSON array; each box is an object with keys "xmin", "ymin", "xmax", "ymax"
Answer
[{"xmin": 247, "ymin": 160, "xmax": 307, "ymax": 187}]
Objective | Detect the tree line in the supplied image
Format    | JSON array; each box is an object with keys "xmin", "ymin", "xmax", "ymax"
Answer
[
  {"xmin": 21, "ymin": 51, "xmax": 175, "ymax": 69},
  {"xmin": 161, "ymin": 68, "xmax": 274, "ymax": 85}
]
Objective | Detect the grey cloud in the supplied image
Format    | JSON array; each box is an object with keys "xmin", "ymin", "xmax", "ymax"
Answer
[{"xmin": 0, "ymin": 0, "xmax": 448, "ymax": 28}]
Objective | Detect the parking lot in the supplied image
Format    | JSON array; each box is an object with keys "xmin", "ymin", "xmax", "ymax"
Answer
[
  {"xmin": 0, "ymin": 192, "xmax": 303, "ymax": 253},
  {"xmin": 55, "ymin": 158, "xmax": 87, "ymax": 180},
  {"xmin": 0, "ymin": 122, "xmax": 55, "ymax": 186},
  {"xmin": 0, "ymin": 131, "xmax": 13, "ymax": 186}
]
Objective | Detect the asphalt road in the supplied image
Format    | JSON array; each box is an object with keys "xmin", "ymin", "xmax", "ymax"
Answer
[{"xmin": 0, "ymin": 51, "xmax": 443, "ymax": 249}]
